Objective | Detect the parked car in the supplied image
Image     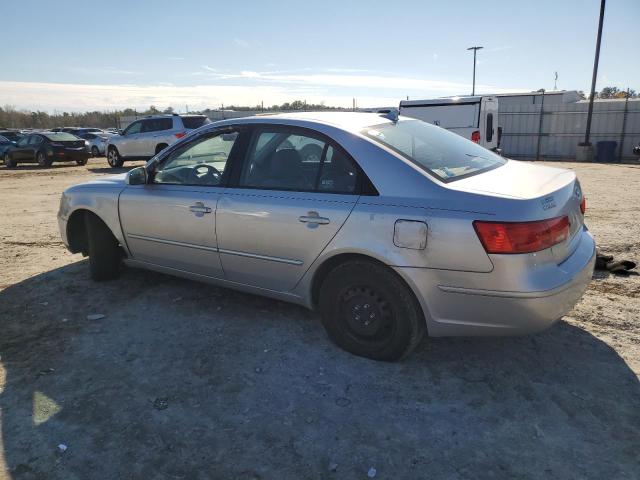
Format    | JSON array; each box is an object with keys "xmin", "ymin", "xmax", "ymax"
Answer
[
  {"xmin": 0, "ymin": 130, "xmax": 23, "ymax": 157},
  {"xmin": 3, "ymin": 132, "xmax": 89, "ymax": 167},
  {"xmin": 105, "ymin": 114, "xmax": 211, "ymax": 167},
  {"xmin": 58, "ymin": 112, "xmax": 595, "ymax": 361},
  {"xmin": 400, "ymin": 96, "xmax": 499, "ymax": 151},
  {"xmin": 78, "ymin": 131, "xmax": 110, "ymax": 157},
  {"xmin": 633, "ymin": 143, "xmax": 640, "ymax": 157}
]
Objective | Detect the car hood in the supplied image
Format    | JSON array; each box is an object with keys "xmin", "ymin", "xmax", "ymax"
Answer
[
  {"xmin": 446, "ymin": 159, "xmax": 575, "ymax": 200},
  {"xmin": 68, "ymin": 174, "xmax": 127, "ymax": 189}
]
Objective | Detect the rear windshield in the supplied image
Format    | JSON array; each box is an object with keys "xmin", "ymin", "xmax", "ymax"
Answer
[
  {"xmin": 43, "ymin": 132, "xmax": 79, "ymax": 142},
  {"xmin": 0, "ymin": 131, "xmax": 22, "ymax": 141},
  {"xmin": 362, "ymin": 119, "xmax": 506, "ymax": 182},
  {"xmin": 181, "ymin": 116, "xmax": 210, "ymax": 129}
]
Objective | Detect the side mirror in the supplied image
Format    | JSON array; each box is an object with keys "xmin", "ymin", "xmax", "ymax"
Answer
[
  {"xmin": 126, "ymin": 166, "xmax": 147, "ymax": 185},
  {"xmin": 118, "ymin": 129, "xmax": 125, "ymax": 136}
]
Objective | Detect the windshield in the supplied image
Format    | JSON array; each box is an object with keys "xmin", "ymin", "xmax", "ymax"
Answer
[
  {"xmin": 43, "ymin": 132, "xmax": 79, "ymax": 142},
  {"xmin": 362, "ymin": 119, "xmax": 506, "ymax": 182}
]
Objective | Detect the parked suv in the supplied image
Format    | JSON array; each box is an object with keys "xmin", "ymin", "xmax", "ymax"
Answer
[{"xmin": 106, "ymin": 114, "xmax": 211, "ymax": 167}]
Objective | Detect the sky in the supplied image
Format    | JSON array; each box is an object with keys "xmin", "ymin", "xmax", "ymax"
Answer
[{"xmin": 1, "ymin": 0, "xmax": 638, "ymax": 112}]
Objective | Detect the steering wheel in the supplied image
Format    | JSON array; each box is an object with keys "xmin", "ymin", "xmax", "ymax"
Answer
[{"xmin": 188, "ymin": 164, "xmax": 221, "ymax": 185}]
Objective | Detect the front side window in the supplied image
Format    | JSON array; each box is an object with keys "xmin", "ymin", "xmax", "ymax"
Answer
[
  {"xmin": 124, "ymin": 121, "xmax": 142, "ymax": 135},
  {"xmin": 153, "ymin": 131, "xmax": 239, "ymax": 186},
  {"xmin": 17, "ymin": 136, "xmax": 30, "ymax": 147},
  {"xmin": 363, "ymin": 119, "xmax": 506, "ymax": 182}
]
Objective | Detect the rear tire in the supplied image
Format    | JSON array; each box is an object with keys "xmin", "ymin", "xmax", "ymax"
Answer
[
  {"xmin": 85, "ymin": 213, "xmax": 122, "ymax": 281},
  {"xmin": 37, "ymin": 150, "xmax": 52, "ymax": 168},
  {"xmin": 76, "ymin": 157, "xmax": 88, "ymax": 166},
  {"xmin": 107, "ymin": 147, "xmax": 124, "ymax": 168},
  {"xmin": 3, "ymin": 153, "xmax": 16, "ymax": 168},
  {"xmin": 318, "ymin": 260, "xmax": 425, "ymax": 361}
]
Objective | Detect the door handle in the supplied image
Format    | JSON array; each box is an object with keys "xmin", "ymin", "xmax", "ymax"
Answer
[
  {"xmin": 189, "ymin": 202, "xmax": 212, "ymax": 214},
  {"xmin": 299, "ymin": 211, "xmax": 330, "ymax": 226}
]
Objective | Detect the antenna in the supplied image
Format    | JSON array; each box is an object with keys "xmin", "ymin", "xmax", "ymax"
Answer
[{"xmin": 554, "ymin": 72, "xmax": 558, "ymax": 90}]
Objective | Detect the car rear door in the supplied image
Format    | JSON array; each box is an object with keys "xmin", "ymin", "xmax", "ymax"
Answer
[
  {"xmin": 215, "ymin": 125, "xmax": 361, "ymax": 292},
  {"xmin": 118, "ymin": 127, "xmax": 243, "ymax": 277}
]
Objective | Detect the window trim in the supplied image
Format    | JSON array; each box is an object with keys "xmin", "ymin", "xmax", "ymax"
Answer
[
  {"xmin": 149, "ymin": 127, "xmax": 245, "ymax": 188},
  {"xmin": 228, "ymin": 124, "xmax": 378, "ymax": 196}
]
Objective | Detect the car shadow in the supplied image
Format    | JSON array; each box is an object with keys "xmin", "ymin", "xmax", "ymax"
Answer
[{"xmin": 1, "ymin": 262, "xmax": 638, "ymax": 479}]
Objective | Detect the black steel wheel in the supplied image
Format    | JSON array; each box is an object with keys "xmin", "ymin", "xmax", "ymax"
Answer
[{"xmin": 319, "ymin": 260, "xmax": 425, "ymax": 361}]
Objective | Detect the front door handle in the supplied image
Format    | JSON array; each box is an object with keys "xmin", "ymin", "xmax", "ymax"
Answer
[
  {"xmin": 299, "ymin": 211, "xmax": 330, "ymax": 227},
  {"xmin": 189, "ymin": 202, "xmax": 212, "ymax": 214}
]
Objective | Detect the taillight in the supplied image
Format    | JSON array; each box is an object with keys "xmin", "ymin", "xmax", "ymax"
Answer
[
  {"xmin": 580, "ymin": 196, "xmax": 586, "ymax": 215},
  {"xmin": 174, "ymin": 132, "xmax": 186, "ymax": 139},
  {"xmin": 471, "ymin": 131, "xmax": 481, "ymax": 143},
  {"xmin": 473, "ymin": 216, "xmax": 570, "ymax": 254}
]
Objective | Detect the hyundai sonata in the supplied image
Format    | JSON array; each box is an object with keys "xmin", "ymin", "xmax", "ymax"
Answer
[{"xmin": 58, "ymin": 112, "xmax": 595, "ymax": 361}]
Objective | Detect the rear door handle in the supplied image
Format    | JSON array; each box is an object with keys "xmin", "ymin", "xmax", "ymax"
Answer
[
  {"xmin": 189, "ymin": 202, "xmax": 212, "ymax": 214},
  {"xmin": 299, "ymin": 211, "xmax": 330, "ymax": 227}
]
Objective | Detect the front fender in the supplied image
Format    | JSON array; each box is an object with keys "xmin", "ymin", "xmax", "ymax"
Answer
[{"xmin": 58, "ymin": 185, "xmax": 128, "ymax": 255}]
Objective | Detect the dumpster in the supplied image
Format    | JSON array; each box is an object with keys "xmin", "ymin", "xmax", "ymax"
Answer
[{"xmin": 596, "ymin": 141, "xmax": 617, "ymax": 162}]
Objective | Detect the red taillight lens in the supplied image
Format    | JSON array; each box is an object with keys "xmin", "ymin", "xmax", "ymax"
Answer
[
  {"xmin": 174, "ymin": 132, "xmax": 186, "ymax": 139},
  {"xmin": 471, "ymin": 131, "xmax": 481, "ymax": 143},
  {"xmin": 473, "ymin": 216, "xmax": 570, "ymax": 254},
  {"xmin": 580, "ymin": 196, "xmax": 586, "ymax": 215}
]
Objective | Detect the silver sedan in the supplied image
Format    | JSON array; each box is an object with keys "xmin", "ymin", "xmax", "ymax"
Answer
[{"xmin": 58, "ymin": 112, "xmax": 595, "ymax": 361}]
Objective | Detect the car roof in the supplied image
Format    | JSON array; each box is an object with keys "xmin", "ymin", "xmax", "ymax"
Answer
[{"xmin": 211, "ymin": 111, "xmax": 394, "ymax": 133}]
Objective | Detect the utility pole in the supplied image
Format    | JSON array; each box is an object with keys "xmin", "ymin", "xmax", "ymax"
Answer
[
  {"xmin": 467, "ymin": 46, "xmax": 483, "ymax": 96},
  {"xmin": 584, "ymin": 0, "xmax": 606, "ymax": 146}
]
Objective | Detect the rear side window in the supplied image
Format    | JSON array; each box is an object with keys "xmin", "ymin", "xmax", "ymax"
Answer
[
  {"xmin": 28, "ymin": 135, "xmax": 43, "ymax": 145},
  {"xmin": 317, "ymin": 146, "xmax": 358, "ymax": 193},
  {"xmin": 143, "ymin": 118, "xmax": 173, "ymax": 133},
  {"xmin": 181, "ymin": 116, "xmax": 210, "ymax": 129},
  {"xmin": 239, "ymin": 128, "xmax": 359, "ymax": 193}
]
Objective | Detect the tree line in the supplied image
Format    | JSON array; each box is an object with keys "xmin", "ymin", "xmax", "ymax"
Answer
[{"xmin": 1, "ymin": 88, "xmax": 636, "ymax": 130}]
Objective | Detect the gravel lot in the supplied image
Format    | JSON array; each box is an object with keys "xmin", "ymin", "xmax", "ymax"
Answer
[{"xmin": 0, "ymin": 159, "xmax": 639, "ymax": 479}]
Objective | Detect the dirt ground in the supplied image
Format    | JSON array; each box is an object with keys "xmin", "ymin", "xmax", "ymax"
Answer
[{"xmin": 0, "ymin": 158, "xmax": 638, "ymax": 479}]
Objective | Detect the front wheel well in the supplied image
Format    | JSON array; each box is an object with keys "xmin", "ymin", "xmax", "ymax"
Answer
[{"xmin": 66, "ymin": 210, "xmax": 119, "ymax": 256}]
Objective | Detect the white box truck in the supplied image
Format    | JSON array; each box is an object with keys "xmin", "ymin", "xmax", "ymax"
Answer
[{"xmin": 399, "ymin": 96, "xmax": 499, "ymax": 151}]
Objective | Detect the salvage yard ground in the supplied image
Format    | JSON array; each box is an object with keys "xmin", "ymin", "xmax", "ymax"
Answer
[{"xmin": 0, "ymin": 159, "xmax": 639, "ymax": 479}]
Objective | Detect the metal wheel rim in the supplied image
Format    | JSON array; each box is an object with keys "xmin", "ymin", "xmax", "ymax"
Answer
[{"xmin": 338, "ymin": 285, "xmax": 396, "ymax": 347}]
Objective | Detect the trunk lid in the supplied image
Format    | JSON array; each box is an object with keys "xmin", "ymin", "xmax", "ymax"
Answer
[{"xmin": 449, "ymin": 160, "xmax": 584, "ymax": 263}]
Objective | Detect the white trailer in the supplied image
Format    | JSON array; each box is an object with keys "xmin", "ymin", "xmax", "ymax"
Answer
[{"xmin": 399, "ymin": 96, "xmax": 499, "ymax": 151}]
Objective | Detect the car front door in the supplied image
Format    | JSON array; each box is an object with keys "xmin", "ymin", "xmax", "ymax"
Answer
[
  {"xmin": 118, "ymin": 127, "xmax": 243, "ymax": 277},
  {"xmin": 11, "ymin": 135, "xmax": 31, "ymax": 160},
  {"xmin": 118, "ymin": 120, "xmax": 143, "ymax": 157},
  {"xmin": 216, "ymin": 126, "xmax": 361, "ymax": 292}
]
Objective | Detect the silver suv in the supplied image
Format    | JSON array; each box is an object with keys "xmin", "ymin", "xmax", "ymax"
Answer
[{"xmin": 106, "ymin": 114, "xmax": 211, "ymax": 167}]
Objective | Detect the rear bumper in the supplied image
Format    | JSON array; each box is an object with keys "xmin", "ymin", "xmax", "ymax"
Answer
[
  {"xmin": 52, "ymin": 149, "xmax": 89, "ymax": 162},
  {"xmin": 395, "ymin": 227, "xmax": 596, "ymax": 336}
]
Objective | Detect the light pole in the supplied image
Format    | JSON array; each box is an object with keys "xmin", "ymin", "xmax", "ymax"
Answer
[
  {"xmin": 584, "ymin": 0, "xmax": 606, "ymax": 146},
  {"xmin": 467, "ymin": 46, "xmax": 483, "ymax": 96}
]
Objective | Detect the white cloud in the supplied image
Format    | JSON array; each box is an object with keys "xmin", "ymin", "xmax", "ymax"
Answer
[
  {"xmin": 0, "ymin": 80, "xmax": 403, "ymax": 112},
  {"xmin": 197, "ymin": 68, "xmax": 523, "ymax": 93},
  {"xmin": 68, "ymin": 66, "xmax": 141, "ymax": 76}
]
